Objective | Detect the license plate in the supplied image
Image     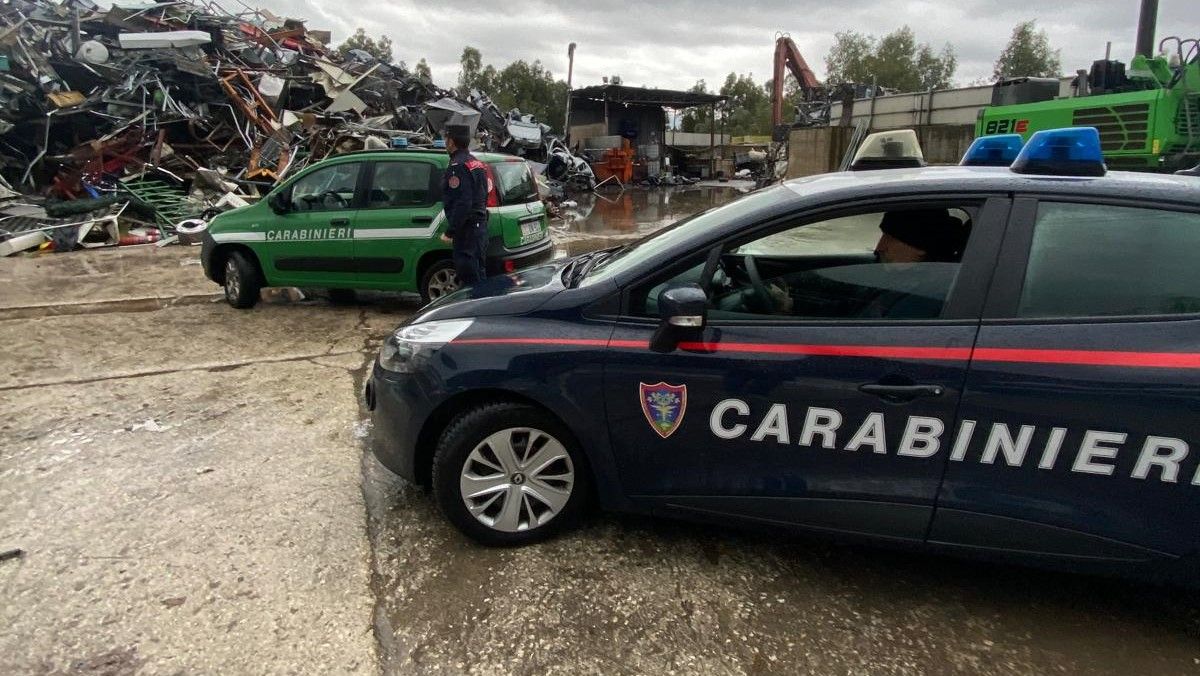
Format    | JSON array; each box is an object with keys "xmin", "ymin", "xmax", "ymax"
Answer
[{"xmin": 520, "ymin": 220, "xmax": 542, "ymax": 238}]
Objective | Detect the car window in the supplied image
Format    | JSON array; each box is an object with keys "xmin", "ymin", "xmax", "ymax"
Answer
[
  {"xmin": 368, "ymin": 162, "xmax": 434, "ymax": 208},
  {"xmin": 289, "ymin": 163, "xmax": 359, "ymax": 212},
  {"xmin": 1018, "ymin": 203, "xmax": 1200, "ymax": 318},
  {"xmin": 491, "ymin": 161, "xmax": 537, "ymax": 205},
  {"xmin": 631, "ymin": 206, "xmax": 975, "ymax": 321}
]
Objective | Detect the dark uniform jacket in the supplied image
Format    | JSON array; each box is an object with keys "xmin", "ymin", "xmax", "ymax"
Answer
[{"xmin": 442, "ymin": 149, "xmax": 489, "ymax": 239}]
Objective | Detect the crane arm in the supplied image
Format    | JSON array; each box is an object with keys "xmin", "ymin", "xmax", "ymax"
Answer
[{"xmin": 772, "ymin": 36, "xmax": 822, "ymax": 127}]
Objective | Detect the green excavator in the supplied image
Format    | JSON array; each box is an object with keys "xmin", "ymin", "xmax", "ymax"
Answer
[{"xmin": 977, "ymin": 0, "xmax": 1199, "ymax": 172}]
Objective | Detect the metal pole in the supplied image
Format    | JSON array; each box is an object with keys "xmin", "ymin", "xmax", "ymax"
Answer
[
  {"xmin": 709, "ymin": 103, "xmax": 715, "ymax": 179},
  {"xmin": 70, "ymin": 7, "xmax": 80, "ymax": 56},
  {"xmin": 867, "ymin": 80, "xmax": 878, "ymax": 131},
  {"xmin": 1135, "ymin": 0, "xmax": 1158, "ymax": 58},
  {"xmin": 563, "ymin": 42, "xmax": 576, "ymax": 141}
]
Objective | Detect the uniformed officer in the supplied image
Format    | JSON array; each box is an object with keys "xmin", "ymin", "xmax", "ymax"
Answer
[{"xmin": 440, "ymin": 124, "xmax": 489, "ymax": 285}]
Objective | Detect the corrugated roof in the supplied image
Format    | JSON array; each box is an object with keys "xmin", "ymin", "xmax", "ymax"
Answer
[{"xmin": 570, "ymin": 84, "xmax": 725, "ymax": 108}]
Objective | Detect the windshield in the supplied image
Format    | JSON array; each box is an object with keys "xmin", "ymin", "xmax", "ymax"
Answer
[
  {"xmin": 492, "ymin": 161, "xmax": 538, "ymax": 205},
  {"xmin": 578, "ymin": 186, "xmax": 791, "ymax": 287}
]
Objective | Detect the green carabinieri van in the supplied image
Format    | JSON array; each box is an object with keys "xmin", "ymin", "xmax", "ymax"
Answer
[{"xmin": 200, "ymin": 148, "xmax": 552, "ymax": 308}]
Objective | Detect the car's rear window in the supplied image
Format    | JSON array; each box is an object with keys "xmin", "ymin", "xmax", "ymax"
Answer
[
  {"xmin": 490, "ymin": 161, "xmax": 538, "ymax": 205},
  {"xmin": 1018, "ymin": 202, "xmax": 1200, "ymax": 318}
]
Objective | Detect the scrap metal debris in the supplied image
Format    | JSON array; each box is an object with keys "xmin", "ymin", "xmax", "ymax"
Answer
[{"xmin": 0, "ymin": 0, "xmax": 593, "ymax": 256}]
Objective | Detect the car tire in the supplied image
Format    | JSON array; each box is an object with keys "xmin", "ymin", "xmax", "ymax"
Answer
[
  {"xmin": 223, "ymin": 250, "xmax": 260, "ymax": 309},
  {"xmin": 432, "ymin": 402, "xmax": 588, "ymax": 546},
  {"xmin": 328, "ymin": 288, "xmax": 357, "ymax": 304},
  {"xmin": 419, "ymin": 259, "xmax": 459, "ymax": 305}
]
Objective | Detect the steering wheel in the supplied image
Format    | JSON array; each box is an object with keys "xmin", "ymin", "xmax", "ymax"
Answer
[
  {"xmin": 742, "ymin": 254, "xmax": 775, "ymax": 313},
  {"xmin": 320, "ymin": 190, "xmax": 350, "ymax": 208}
]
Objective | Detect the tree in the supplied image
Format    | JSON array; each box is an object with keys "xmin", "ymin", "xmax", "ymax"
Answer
[
  {"xmin": 491, "ymin": 59, "xmax": 569, "ymax": 132},
  {"xmin": 680, "ymin": 80, "xmax": 711, "ymax": 133},
  {"xmin": 993, "ymin": 20, "xmax": 1062, "ymax": 80},
  {"xmin": 824, "ymin": 26, "xmax": 956, "ymax": 91},
  {"xmin": 459, "ymin": 46, "xmax": 498, "ymax": 93},
  {"xmin": 718, "ymin": 72, "xmax": 772, "ymax": 136},
  {"xmin": 825, "ymin": 31, "xmax": 874, "ymax": 85},
  {"xmin": 458, "ymin": 47, "xmax": 483, "ymax": 92},
  {"xmin": 414, "ymin": 58, "xmax": 432, "ymax": 81},
  {"xmin": 454, "ymin": 47, "xmax": 569, "ymax": 133},
  {"xmin": 335, "ymin": 28, "xmax": 394, "ymax": 65},
  {"xmin": 679, "ymin": 74, "xmax": 775, "ymax": 137}
]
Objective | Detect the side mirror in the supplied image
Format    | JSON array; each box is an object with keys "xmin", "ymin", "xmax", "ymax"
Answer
[
  {"xmin": 268, "ymin": 191, "xmax": 290, "ymax": 214},
  {"xmin": 650, "ymin": 284, "xmax": 707, "ymax": 352}
]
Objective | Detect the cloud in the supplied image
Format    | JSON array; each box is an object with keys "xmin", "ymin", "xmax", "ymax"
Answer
[{"xmin": 268, "ymin": 0, "xmax": 1198, "ymax": 90}]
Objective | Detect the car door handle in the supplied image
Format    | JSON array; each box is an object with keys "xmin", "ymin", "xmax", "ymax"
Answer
[
  {"xmin": 858, "ymin": 383, "xmax": 945, "ymax": 401},
  {"xmin": 329, "ymin": 218, "xmax": 350, "ymax": 226},
  {"xmin": 412, "ymin": 216, "xmax": 433, "ymax": 224}
]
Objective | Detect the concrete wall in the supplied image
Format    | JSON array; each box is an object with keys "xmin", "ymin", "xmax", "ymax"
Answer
[
  {"xmin": 665, "ymin": 131, "xmax": 730, "ymax": 147},
  {"xmin": 786, "ymin": 126, "xmax": 856, "ymax": 178},
  {"xmin": 918, "ymin": 125, "xmax": 977, "ymax": 164},
  {"xmin": 787, "ymin": 124, "xmax": 976, "ymax": 178},
  {"xmin": 791, "ymin": 78, "xmax": 1079, "ymax": 177},
  {"xmin": 828, "ymin": 78, "xmax": 1075, "ymax": 129}
]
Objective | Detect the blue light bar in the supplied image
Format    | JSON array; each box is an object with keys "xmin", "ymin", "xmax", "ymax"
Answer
[
  {"xmin": 961, "ymin": 134, "xmax": 1024, "ymax": 167},
  {"xmin": 391, "ymin": 136, "xmax": 409, "ymax": 148},
  {"xmin": 432, "ymin": 138, "xmax": 447, "ymax": 149},
  {"xmin": 1010, "ymin": 127, "xmax": 1106, "ymax": 177}
]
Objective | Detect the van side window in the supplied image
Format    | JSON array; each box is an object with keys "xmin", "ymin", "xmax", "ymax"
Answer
[
  {"xmin": 369, "ymin": 162, "xmax": 434, "ymax": 208},
  {"xmin": 1018, "ymin": 203, "xmax": 1200, "ymax": 318},
  {"xmin": 290, "ymin": 163, "xmax": 359, "ymax": 212}
]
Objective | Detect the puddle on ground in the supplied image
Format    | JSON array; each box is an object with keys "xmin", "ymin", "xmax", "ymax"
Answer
[{"xmin": 551, "ymin": 185, "xmax": 747, "ymax": 257}]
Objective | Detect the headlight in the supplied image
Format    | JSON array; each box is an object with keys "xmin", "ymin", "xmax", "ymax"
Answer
[{"xmin": 377, "ymin": 319, "xmax": 474, "ymax": 373}]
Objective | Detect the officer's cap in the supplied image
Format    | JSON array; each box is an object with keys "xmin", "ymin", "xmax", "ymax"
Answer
[{"xmin": 879, "ymin": 209, "xmax": 968, "ymax": 261}]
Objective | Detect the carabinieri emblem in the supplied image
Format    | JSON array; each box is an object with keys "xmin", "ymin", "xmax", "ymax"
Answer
[{"xmin": 639, "ymin": 382, "xmax": 687, "ymax": 439}]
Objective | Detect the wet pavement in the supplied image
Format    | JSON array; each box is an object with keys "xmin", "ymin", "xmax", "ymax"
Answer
[
  {"xmin": 551, "ymin": 185, "xmax": 749, "ymax": 257},
  {"xmin": 2, "ymin": 224, "xmax": 1199, "ymax": 675}
]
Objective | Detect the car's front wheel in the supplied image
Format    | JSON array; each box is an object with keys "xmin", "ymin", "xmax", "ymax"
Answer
[
  {"xmin": 419, "ymin": 259, "xmax": 459, "ymax": 304},
  {"xmin": 223, "ymin": 250, "xmax": 260, "ymax": 309},
  {"xmin": 432, "ymin": 403, "xmax": 587, "ymax": 546}
]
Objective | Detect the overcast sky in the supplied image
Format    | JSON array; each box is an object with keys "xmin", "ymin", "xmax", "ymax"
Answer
[{"xmin": 279, "ymin": 0, "xmax": 1198, "ymax": 92}]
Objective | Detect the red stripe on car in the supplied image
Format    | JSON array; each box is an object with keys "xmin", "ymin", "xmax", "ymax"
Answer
[
  {"xmin": 971, "ymin": 347, "xmax": 1200, "ymax": 369},
  {"xmin": 450, "ymin": 338, "xmax": 1200, "ymax": 368}
]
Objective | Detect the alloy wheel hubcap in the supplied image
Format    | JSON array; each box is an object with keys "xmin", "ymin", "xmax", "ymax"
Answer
[
  {"xmin": 428, "ymin": 269, "xmax": 459, "ymax": 299},
  {"xmin": 224, "ymin": 261, "xmax": 240, "ymax": 299},
  {"xmin": 459, "ymin": 427, "xmax": 574, "ymax": 533}
]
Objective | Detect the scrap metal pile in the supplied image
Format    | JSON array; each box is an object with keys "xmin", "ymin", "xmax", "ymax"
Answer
[{"xmin": 0, "ymin": 0, "xmax": 591, "ymax": 256}]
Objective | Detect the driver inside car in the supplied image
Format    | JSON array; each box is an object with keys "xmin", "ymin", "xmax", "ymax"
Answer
[
  {"xmin": 874, "ymin": 209, "xmax": 968, "ymax": 264},
  {"xmin": 857, "ymin": 209, "xmax": 970, "ymax": 318},
  {"xmin": 717, "ymin": 208, "xmax": 970, "ymax": 319}
]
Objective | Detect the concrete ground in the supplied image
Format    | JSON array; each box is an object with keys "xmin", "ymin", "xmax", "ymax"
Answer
[
  {"xmin": 0, "ymin": 245, "xmax": 388, "ymax": 674},
  {"xmin": 2, "ymin": 244, "xmax": 1199, "ymax": 675}
]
